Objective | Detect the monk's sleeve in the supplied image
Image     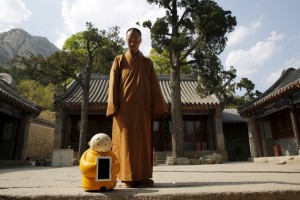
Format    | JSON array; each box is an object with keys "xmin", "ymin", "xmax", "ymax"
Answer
[
  {"xmin": 106, "ymin": 57, "xmax": 120, "ymax": 117},
  {"xmin": 149, "ymin": 58, "xmax": 168, "ymax": 119}
]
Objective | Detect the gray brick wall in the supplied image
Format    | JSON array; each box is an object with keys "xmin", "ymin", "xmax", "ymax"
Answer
[
  {"xmin": 276, "ymin": 138, "xmax": 298, "ymax": 156},
  {"xmin": 25, "ymin": 122, "xmax": 54, "ymax": 159}
]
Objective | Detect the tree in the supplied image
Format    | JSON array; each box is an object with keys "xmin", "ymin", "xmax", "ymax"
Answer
[
  {"xmin": 195, "ymin": 53, "xmax": 236, "ymax": 99},
  {"xmin": 149, "ymin": 48, "xmax": 192, "ymax": 74},
  {"xmin": 16, "ymin": 80, "xmax": 56, "ymax": 122},
  {"xmin": 17, "ymin": 80, "xmax": 55, "ymax": 110},
  {"xmin": 13, "ymin": 22, "xmax": 125, "ymax": 159},
  {"xmin": 0, "ymin": 64, "xmax": 30, "ymax": 85},
  {"xmin": 142, "ymin": 0, "xmax": 236, "ymax": 157},
  {"xmin": 235, "ymin": 78, "xmax": 262, "ymax": 103},
  {"xmin": 149, "ymin": 49, "xmax": 170, "ymax": 74},
  {"xmin": 63, "ymin": 26, "xmax": 124, "ymax": 75}
]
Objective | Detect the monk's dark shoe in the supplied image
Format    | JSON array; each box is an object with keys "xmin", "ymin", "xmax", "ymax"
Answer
[{"xmin": 140, "ymin": 178, "xmax": 154, "ymax": 187}]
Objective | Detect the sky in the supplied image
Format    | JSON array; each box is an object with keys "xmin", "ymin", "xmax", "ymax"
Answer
[{"xmin": 0, "ymin": 0, "xmax": 300, "ymax": 94}]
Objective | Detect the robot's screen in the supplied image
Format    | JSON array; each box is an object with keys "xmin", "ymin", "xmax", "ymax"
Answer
[{"xmin": 96, "ymin": 157, "xmax": 112, "ymax": 181}]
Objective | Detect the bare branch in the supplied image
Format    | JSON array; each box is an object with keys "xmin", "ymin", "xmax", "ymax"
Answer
[{"xmin": 179, "ymin": 37, "xmax": 202, "ymax": 62}]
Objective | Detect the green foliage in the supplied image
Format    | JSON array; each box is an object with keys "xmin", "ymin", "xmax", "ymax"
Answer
[
  {"xmin": 190, "ymin": 0, "xmax": 236, "ymax": 53},
  {"xmin": 17, "ymin": 80, "xmax": 55, "ymax": 110},
  {"xmin": 213, "ymin": 77, "xmax": 262, "ymax": 108},
  {"xmin": 149, "ymin": 48, "xmax": 170, "ymax": 74},
  {"xmin": 63, "ymin": 24, "xmax": 125, "ymax": 75},
  {"xmin": 0, "ymin": 64, "xmax": 30, "ymax": 85},
  {"xmin": 0, "ymin": 66, "xmax": 9, "ymax": 73},
  {"xmin": 11, "ymin": 52, "xmax": 82, "ymax": 93},
  {"xmin": 234, "ymin": 78, "xmax": 262, "ymax": 105},
  {"xmin": 149, "ymin": 48, "xmax": 192, "ymax": 74},
  {"xmin": 195, "ymin": 53, "xmax": 236, "ymax": 99},
  {"xmin": 39, "ymin": 110, "xmax": 56, "ymax": 122},
  {"xmin": 142, "ymin": 0, "xmax": 237, "ymax": 86},
  {"xmin": 145, "ymin": 0, "xmax": 236, "ymax": 55},
  {"xmin": 236, "ymin": 78, "xmax": 262, "ymax": 100}
]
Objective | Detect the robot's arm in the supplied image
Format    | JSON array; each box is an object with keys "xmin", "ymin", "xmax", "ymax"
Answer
[{"xmin": 79, "ymin": 151, "xmax": 97, "ymax": 177}]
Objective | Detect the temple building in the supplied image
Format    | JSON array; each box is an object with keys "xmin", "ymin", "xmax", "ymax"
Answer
[
  {"xmin": 53, "ymin": 74, "xmax": 250, "ymax": 161},
  {"xmin": 238, "ymin": 68, "xmax": 300, "ymax": 158}
]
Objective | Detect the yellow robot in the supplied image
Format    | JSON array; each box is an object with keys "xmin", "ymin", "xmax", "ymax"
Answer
[{"xmin": 80, "ymin": 133, "xmax": 119, "ymax": 191}]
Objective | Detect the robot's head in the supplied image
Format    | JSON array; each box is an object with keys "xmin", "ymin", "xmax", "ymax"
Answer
[{"xmin": 88, "ymin": 133, "xmax": 112, "ymax": 153}]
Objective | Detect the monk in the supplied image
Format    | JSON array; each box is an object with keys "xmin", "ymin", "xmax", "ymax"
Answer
[{"xmin": 106, "ymin": 28, "xmax": 168, "ymax": 188}]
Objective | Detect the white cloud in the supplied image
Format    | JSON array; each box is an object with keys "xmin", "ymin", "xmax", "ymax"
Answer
[
  {"xmin": 225, "ymin": 31, "xmax": 284, "ymax": 77},
  {"xmin": 266, "ymin": 68, "xmax": 284, "ymax": 86},
  {"xmin": 263, "ymin": 54, "xmax": 300, "ymax": 87},
  {"xmin": 54, "ymin": 32, "xmax": 69, "ymax": 50},
  {"xmin": 284, "ymin": 54, "xmax": 300, "ymax": 69},
  {"xmin": 266, "ymin": 53, "xmax": 300, "ymax": 86},
  {"xmin": 58, "ymin": 0, "xmax": 164, "ymax": 53},
  {"xmin": 0, "ymin": 0, "xmax": 31, "ymax": 23},
  {"xmin": 227, "ymin": 19, "xmax": 262, "ymax": 46}
]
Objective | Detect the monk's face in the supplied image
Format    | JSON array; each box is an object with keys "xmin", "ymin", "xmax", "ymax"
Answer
[{"xmin": 126, "ymin": 31, "xmax": 142, "ymax": 54}]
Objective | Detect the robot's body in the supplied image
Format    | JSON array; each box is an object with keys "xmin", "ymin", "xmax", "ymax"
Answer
[{"xmin": 79, "ymin": 133, "xmax": 119, "ymax": 191}]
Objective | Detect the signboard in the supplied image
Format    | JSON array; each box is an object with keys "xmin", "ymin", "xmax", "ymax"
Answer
[{"xmin": 95, "ymin": 157, "xmax": 112, "ymax": 182}]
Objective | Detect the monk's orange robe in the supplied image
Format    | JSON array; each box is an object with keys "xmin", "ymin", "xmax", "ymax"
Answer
[{"xmin": 106, "ymin": 51, "xmax": 168, "ymax": 181}]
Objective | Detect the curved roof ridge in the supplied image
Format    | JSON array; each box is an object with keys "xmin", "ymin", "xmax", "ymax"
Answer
[
  {"xmin": 248, "ymin": 68, "xmax": 295, "ymax": 104},
  {"xmin": 238, "ymin": 67, "xmax": 299, "ymax": 113}
]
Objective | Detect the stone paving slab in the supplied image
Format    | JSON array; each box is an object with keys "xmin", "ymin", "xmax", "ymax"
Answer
[{"xmin": 0, "ymin": 161, "xmax": 300, "ymax": 200}]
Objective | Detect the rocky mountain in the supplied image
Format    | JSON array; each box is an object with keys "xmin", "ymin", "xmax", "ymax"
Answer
[{"xmin": 0, "ymin": 28, "xmax": 59, "ymax": 65}]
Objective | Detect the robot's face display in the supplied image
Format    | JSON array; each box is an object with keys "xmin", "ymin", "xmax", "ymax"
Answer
[{"xmin": 89, "ymin": 133, "xmax": 112, "ymax": 153}]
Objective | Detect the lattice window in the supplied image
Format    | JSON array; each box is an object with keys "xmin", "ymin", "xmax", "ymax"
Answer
[
  {"xmin": 153, "ymin": 121, "xmax": 159, "ymax": 132},
  {"xmin": 184, "ymin": 120, "xmax": 205, "ymax": 142},
  {"xmin": 185, "ymin": 121, "xmax": 193, "ymax": 137}
]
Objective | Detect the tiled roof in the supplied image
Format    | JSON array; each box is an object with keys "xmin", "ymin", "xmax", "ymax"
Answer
[
  {"xmin": 158, "ymin": 75, "xmax": 220, "ymax": 106},
  {"xmin": 222, "ymin": 109, "xmax": 245, "ymax": 123},
  {"xmin": 54, "ymin": 74, "xmax": 220, "ymax": 110},
  {"xmin": 55, "ymin": 76, "xmax": 109, "ymax": 104},
  {"xmin": 239, "ymin": 68, "xmax": 300, "ymax": 114},
  {"xmin": 0, "ymin": 75, "xmax": 41, "ymax": 115}
]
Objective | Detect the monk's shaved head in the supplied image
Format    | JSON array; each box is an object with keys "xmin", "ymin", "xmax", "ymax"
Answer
[
  {"xmin": 126, "ymin": 28, "xmax": 142, "ymax": 37},
  {"xmin": 126, "ymin": 28, "xmax": 142, "ymax": 54}
]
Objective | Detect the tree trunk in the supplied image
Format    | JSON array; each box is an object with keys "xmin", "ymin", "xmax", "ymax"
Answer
[
  {"xmin": 169, "ymin": 0, "xmax": 184, "ymax": 159},
  {"xmin": 170, "ymin": 60, "xmax": 184, "ymax": 158},
  {"xmin": 78, "ymin": 72, "xmax": 91, "ymax": 160}
]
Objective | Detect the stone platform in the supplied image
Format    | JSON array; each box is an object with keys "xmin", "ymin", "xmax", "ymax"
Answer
[{"xmin": 0, "ymin": 159, "xmax": 300, "ymax": 200}]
